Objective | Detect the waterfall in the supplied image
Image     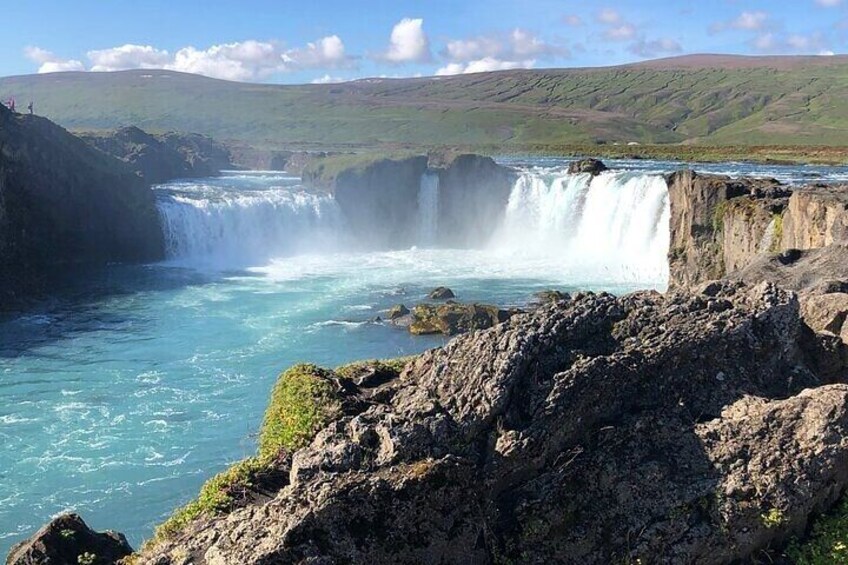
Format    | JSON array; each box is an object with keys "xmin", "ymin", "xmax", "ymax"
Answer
[
  {"xmin": 416, "ymin": 172, "xmax": 440, "ymax": 246},
  {"xmin": 492, "ymin": 170, "xmax": 670, "ymax": 284},
  {"xmin": 157, "ymin": 181, "xmax": 343, "ymax": 268}
]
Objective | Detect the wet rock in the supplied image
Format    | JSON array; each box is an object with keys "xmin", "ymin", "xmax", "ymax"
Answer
[
  {"xmin": 387, "ymin": 304, "xmax": 410, "ymax": 320},
  {"xmin": 568, "ymin": 158, "xmax": 608, "ymax": 175},
  {"xmin": 428, "ymin": 286, "xmax": 455, "ymax": 300},
  {"xmin": 409, "ymin": 302, "xmax": 513, "ymax": 335},
  {"xmin": 7, "ymin": 513, "xmax": 132, "ymax": 565}
]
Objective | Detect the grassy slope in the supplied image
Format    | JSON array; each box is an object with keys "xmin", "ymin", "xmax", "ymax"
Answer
[{"xmin": 5, "ymin": 55, "xmax": 848, "ymax": 155}]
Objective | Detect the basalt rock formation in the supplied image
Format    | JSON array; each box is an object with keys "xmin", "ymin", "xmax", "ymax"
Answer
[
  {"xmin": 115, "ymin": 281, "xmax": 848, "ymax": 564},
  {"xmin": 567, "ymin": 157, "xmax": 608, "ymax": 175},
  {"xmin": 302, "ymin": 153, "xmax": 515, "ymax": 249},
  {"xmin": 81, "ymin": 126, "xmax": 233, "ymax": 184},
  {"xmin": 0, "ymin": 106, "xmax": 164, "ymax": 307}
]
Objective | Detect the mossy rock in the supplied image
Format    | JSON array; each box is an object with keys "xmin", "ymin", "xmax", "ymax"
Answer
[
  {"xmin": 409, "ymin": 303, "xmax": 513, "ymax": 336},
  {"xmin": 388, "ymin": 304, "xmax": 411, "ymax": 320}
]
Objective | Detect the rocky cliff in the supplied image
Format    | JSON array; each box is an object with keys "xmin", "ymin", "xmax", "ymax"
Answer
[
  {"xmin": 302, "ymin": 153, "xmax": 515, "ymax": 249},
  {"xmin": 81, "ymin": 126, "xmax": 233, "ymax": 184},
  {"xmin": 0, "ymin": 106, "xmax": 164, "ymax": 307},
  {"xmin": 115, "ymin": 282, "xmax": 848, "ymax": 565},
  {"xmin": 667, "ymin": 170, "xmax": 848, "ymax": 290}
]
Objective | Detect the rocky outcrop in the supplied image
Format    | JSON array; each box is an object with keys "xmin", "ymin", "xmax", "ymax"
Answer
[
  {"xmin": 123, "ymin": 281, "xmax": 848, "ymax": 564},
  {"xmin": 567, "ymin": 158, "xmax": 608, "ymax": 175},
  {"xmin": 7, "ymin": 513, "xmax": 132, "ymax": 565},
  {"xmin": 302, "ymin": 153, "xmax": 515, "ymax": 249},
  {"xmin": 0, "ymin": 107, "xmax": 164, "ymax": 307},
  {"xmin": 668, "ymin": 171, "xmax": 848, "ymax": 290},
  {"xmin": 427, "ymin": 286, "xmax": 455, "ymax": 299},
  {"xmin": 781, "ymin": 185, "xmax": 848, "ymax": 249},
  {"xmin": 82, "ymin": 126, "xmax": 233, "ymax": 184}
]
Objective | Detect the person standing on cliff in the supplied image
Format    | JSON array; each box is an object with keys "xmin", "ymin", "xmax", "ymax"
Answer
[
  {"xmin": 8, "ymin": 98, "xmax": 15, "ymax": 113},
  {"xmin": 27, "ymin": 101, "xmax": 33, "ymax": 115}
]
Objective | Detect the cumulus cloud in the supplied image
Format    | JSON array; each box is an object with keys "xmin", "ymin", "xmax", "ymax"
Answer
[
  {"xmin": 563, "ymin": 15, "xmax": 583, "ymax": 26},
  {"xmin": 443, "ymin": 28, "xmax": 563, "ymax": 63},
  {"xmin": 383, "ymin": 18, "xmax": 431, "ymax": 63},
  {"xmin": 88, "ymin": 44, "xmax": 170, "ymax": 72},
  {"xmin": 436, "ymin": 57, "xmax": 535, "ymax": 76},
  {"xmin": 816, "ymin": 0, "xmax": 842, "ymax": 6},
  {"xmin": 281, "ymin": 35, "xmax": 353, "ymax": 69},
  {"xmin": 24, "ymin": 46, "xmax": 85, "ymax": 73},
  {"xmin": 24, "ymin": 36, "xmax": 356, "ymax": 81}
]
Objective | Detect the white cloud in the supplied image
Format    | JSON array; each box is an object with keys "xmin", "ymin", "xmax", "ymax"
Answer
[
  {"xmin": 443, "ymin": 29, "xmax": 563, "ymax": 63},
  {"xmin": 282, "ymin": 35, "xmax": 353, "ymax": 69},
  {"xmin": 605, "ymin": 24, "xmax": 638, "ymax": 41},
  {"xmin": 24, "ymin": 46, "xmax": 85, "ymax": 73},
  {"xmin": 751, "ymin": 31, "xmax": 829, "ymax": 53},
  {"xmin": 820, "ymin": 49, "xmax": 836, "ymax": 56},
  {"xmin": 25, "ymin": 36, "xmax": 356, "ymax": 81},
  {"xmin": 311, "ymin": 74, "xmax": 345, "ymax": 84},
  {"xmin": 436, "ymin": 57, "xmax": 535, "ymax": 76},
  {"xmin": 383, "ymin": 17, "xmax": 431, "ymax": 63},
  {"xmin": 711, "ymin": 11, "xmax": 770, "ymax": 33},
  {"xmin": 629, "ymin": 38, "xmax": 683, "ymax": 58},
  {"xmin": 88, "ymin": 44, "xmax": 170, "ymax": 72},
  {"xmin": 816, "ymin": 0, "xmax": 842, "ymax": 6},
  {"xmin": 563, "ymin": 15, "xmax": 583, "ymax": 26},
  {"xmin": 597, "ymin": 8, "xmax": 623, "ymax": 25}
]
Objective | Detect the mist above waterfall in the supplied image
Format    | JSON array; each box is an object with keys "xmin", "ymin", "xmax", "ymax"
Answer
[{"xmin": 154, "ymin": 168, "xmax": 670, "ymax": 287}]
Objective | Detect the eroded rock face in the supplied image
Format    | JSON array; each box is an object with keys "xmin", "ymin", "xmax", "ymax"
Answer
[
  {"xmin": 136, "ymin": 282, "xmax": 848, "ymax": 564},
  {"xmin": 82, "ymin": 126, "xmax": 233, "ymax": 184},
  {"xmin": 781, "ymin": 185, "xmax": 848, "ymax": 250},
  {"xmin": 7, "ymin": 513, "xmax": 132, "ymax": 565}
]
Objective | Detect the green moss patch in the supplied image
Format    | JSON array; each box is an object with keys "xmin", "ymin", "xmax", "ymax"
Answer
[
  {"xmin": 149, "ymin": 363, "xmax": 342, "ymax": 546},
  {"xmin": 789, "ymin": 497, "xmax": 848, "ymax": 564}
]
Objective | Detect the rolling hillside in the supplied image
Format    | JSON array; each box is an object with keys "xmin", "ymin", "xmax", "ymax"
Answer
[{"xmin": 3, "ymin": 54, "xmax": 848, "ymax": 151}]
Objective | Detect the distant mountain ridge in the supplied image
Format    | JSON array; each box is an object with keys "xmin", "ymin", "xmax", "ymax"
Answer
[{"xmin": 2, "ymin": 54, "xmax": 848, "ymax": 149}]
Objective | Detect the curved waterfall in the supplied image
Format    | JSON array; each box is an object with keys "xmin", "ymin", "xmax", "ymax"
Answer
[{"xmin": 155, "ymin": 169, "xmax": 670, "ymax": 284}]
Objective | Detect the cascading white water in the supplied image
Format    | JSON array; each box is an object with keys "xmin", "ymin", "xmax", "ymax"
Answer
[
  {"xmin": 492, "ymin": 170, "xmax": 670, "ymax": 285},
  {"xmin": 157, "ymin": 182, "xmax": 343, "ymax": 268},
  {"xmin": 416, "ymin": 172, "xmax": 440, "ymax": 246}
]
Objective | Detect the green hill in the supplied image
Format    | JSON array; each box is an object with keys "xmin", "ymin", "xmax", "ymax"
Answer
[{"xmin": 3, "ymin": 54, "xmax": 848, "ymax": 152}]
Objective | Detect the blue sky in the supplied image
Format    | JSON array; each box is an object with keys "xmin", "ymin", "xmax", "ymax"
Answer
[{"xmin": 3, "ymin": 0, "xmax": 847, "ymax": 83}]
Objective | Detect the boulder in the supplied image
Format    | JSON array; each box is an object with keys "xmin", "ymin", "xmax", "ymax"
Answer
[
  {"xmin": 567, "ymin": 158, "xmax": 608, "ymax": 175},
  {"xmin": 409, "ymin": 302, "xmax": 513, "ymax": 335},
  {"xmin": 801, "ymin": 292, "xmax": 848, "ymax": 343},
  {"xmin": 7, "ymin": 513, "xmax": 132, "ymax": 565},
  {"xmin": 387, "ymin": 303, "xmax": 410, "ymax": 320},
  {"xmin": 134, "ymin": 282, "xmax": 848, "ymax": 564},
  {"xmin": 428, "ymin": 286, "xmax": 455, "ymax": 300},
  {"xmin": 533, "ymin": 289, "xmax": 568, "ymax": 304}
]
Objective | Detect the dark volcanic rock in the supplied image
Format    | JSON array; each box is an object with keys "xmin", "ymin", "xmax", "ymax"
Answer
[
  {"xmin": 82, "ymin": 126, "xmax": 232, "ymax": 184},
  {"xmin": 7, "ymin": 513, "xmax": 132, "ymax": 565},
  {"xmin": 0, "ymin": 107, "xmax": 164, "ymax": 307},
  {"xmin": 136, "ymin": 281, "xmax": 848, "ymax": 564},
  {"xmin": 427, "ymin": 286, "xmax": 455, "ymax": 300},
  {"xmin": 567, "ymin": 158, "xmax": 608, "ymax": 175},
  {"xmin": 387, "ymin": 303, "xmax": 410, "ymax": 320}
]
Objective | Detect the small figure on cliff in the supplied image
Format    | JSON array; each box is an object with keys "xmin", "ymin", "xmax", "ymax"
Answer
[
  {"xmin": 7, "ymin": 98, "xmax": 15, "ymax": 113},
  {"xmin": 27, "ymin": 101, "xmax": 33, "ymax": 115}
]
